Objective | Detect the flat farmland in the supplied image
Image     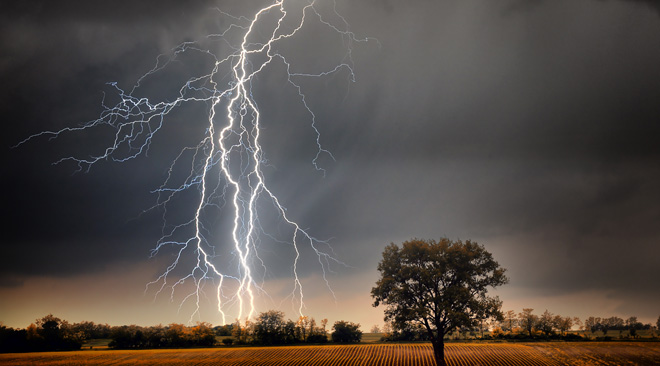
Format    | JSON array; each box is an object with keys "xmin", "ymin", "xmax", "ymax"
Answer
[{"xmin": 1, "ymin": 342, "xmax": 659, "ymax": 365}]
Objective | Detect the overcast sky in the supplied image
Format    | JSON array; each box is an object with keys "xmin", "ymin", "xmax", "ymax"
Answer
[{"xmin": 2, "ymin": 0, "xmax": 660, "ymax": 329}]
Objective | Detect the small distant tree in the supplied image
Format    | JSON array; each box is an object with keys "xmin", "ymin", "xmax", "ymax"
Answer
[
  {"xmin": 283, "ymin": 320, "xmax": 297, "ymax": 344},
  {"xmin": 295, "ymin": 316, "xmax": 310, "ymax": 342},
  {"xmin": 573, "ymin": 317, "xmax": 583, "ymax": 332},
  {"xmin": 519, "ymin": 309, "xmax": 538, "ymax": 337},
  {"xmin": 253, "ymin": 310, "xmax": 286, "ymax": 345},
  {"xmin": 36, "ymin": 314, "xmax": 62, "ymax": 349},
  {"xmin": 537, "ymin": 310, "xmax": 555, "ymax": 336},
  {"xmin": 321, "ymin": 319, "xmax": 328, "ymax": 335},
  {"xmin": 33, "ymin": 314, "xmax": 82, "ymax": 351},
  {"xmin": 502, "ymin": 310, "xmax": 517, "ymax": 332},
  {"xmin": 601, "ymin": 316, "xmax": 624, "ymax": 337},
  {"xmin": 165, "ymin": 323, "xmax": 187, "ymax": 347},
  {"xmin": 231, "ymin": 320, "xmax": 253, "ymax": 344},
  {"xmin": 552, "ymin": 315, "xmax": 564, "ymax": 335},
  {"xmin": 331, "ymin": 321, "xmax": 362, "ymax": 343},
  {"xmin": 584, "ymin": 316, "xmax": 601, "ymax": 337},
  {"xmin": 554, "ymin": 315, "xmax": 576, "ymax": 336},
  {"xmin": 370, "ymin": 325, "xmax": 381, "ymax": 333},
  {"xmin": 308, "ymin": 318, "xmax": 317, "ymax": 336},
  {"xmin": 305, "ymin": 317, "xmax": 328, "ymax": 343},
  {"xmin": 190, "ymin": 322, "xmax": 216, "ymax": 346},
  {"xmin": 625, "ymin": 316, "xmax": 642, "ymax": 339}
]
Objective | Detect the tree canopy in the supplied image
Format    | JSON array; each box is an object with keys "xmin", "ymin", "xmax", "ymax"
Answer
[{"xmin": 371, "ymin": 238, "xmax": 507, "ymax": 366}]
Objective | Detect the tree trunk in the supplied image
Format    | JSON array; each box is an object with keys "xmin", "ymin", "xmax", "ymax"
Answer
[{"xmin": 431, "ymin": 339, "xmax": 446, "ymax": 366}]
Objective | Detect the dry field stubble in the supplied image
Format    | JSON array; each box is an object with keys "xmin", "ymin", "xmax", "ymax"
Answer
[{"xmin": 1, "ymin": 342, "xmax": 659, "ymax": 365}]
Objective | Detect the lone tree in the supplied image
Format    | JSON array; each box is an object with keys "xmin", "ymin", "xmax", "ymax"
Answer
[{"xmin": 371, "ymin": 238, "xmax": 507, "ymax": 366}]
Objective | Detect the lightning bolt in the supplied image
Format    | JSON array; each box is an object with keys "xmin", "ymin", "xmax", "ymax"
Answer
[{"xmin": 16, "ymin": 0, "xmax": 375, "ymax": 324}]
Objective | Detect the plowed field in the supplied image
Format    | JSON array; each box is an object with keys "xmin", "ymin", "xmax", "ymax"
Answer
[{"xmin": 1, "ymin": 342, "xmax": 659, "ymax": 365}]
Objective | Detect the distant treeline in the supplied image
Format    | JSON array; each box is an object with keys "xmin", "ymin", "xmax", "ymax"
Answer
[
  {"xmin": 0, "ymin": 311, "xmax": 362, "ymax": 353},
  {"xmin": 0, "ymin": 314, "xmax": 217, "ymax": 352},
  {"xmin": 108, "ymin": 322, "xmax": 217, "ymax": 349},
  {"xmin": 378, "ymin": 309, "xmax": 659, "ymax": 342},
  {"xmin": 2, "ymin": 310, "xmax": 658, "ymax": 353},
  {"xmin": 107, "ymin": 310, "xmax": 362, "ymax": 349}
]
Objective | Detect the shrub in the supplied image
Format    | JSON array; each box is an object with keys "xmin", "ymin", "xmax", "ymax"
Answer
[{"xmin": 331, "ymin": 321, "xmax": 362, "ymax": 343}]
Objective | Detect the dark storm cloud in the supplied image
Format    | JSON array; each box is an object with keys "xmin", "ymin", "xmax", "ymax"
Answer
[
  {"xmin": 0, "ymin": 0, "xmax": 222, "ymax": 278},
  {"xmin": 0, "ymin": 0, "xmax": 350, "ymax": 279},
  {"xmin": 505, "ymin": 0, "xmax": 660, "ymax": 17},
  {"xmin": 2, "ymin": 0, "xmax": 659, "ymax": 322},
  {"xmin": 342, "ymin": 0, "xmax": 660, "ymax": 163},
  {"xmin": 608, "ymin": 0, "xmax": 660, "ymax": 16},
  {"xmin": 330, "ymin": 0, "xmax": 660, "ymax": 308},
  {"xmin": 1, "ymin": 1, "xmax": 213, "ymax": 22}
]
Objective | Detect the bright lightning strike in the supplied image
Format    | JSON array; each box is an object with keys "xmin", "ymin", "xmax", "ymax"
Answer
[{"xmin": 16, "ymin": 0, "xmax": 375, "ymax": 324}]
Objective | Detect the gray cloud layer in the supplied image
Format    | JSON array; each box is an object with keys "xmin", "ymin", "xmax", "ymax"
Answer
[{"xmin": 2, "ymin": 0, "xmax": 659, "ymax": 320}]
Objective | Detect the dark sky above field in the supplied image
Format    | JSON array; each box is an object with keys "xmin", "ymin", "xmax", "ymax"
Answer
[{"xmin": 2, "ymin": 0, "xmax": 660, "ymax": 328}]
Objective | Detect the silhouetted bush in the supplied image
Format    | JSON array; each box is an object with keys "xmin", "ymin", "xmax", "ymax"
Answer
[{"xmin": 331, "ymin": 321, "xmax": 362, "ymax": 343}]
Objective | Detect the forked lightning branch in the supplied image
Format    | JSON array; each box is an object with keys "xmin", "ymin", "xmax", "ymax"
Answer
[{"xmin": 17, "ymin": 1, "xmax": 374, "ymax": 324}]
